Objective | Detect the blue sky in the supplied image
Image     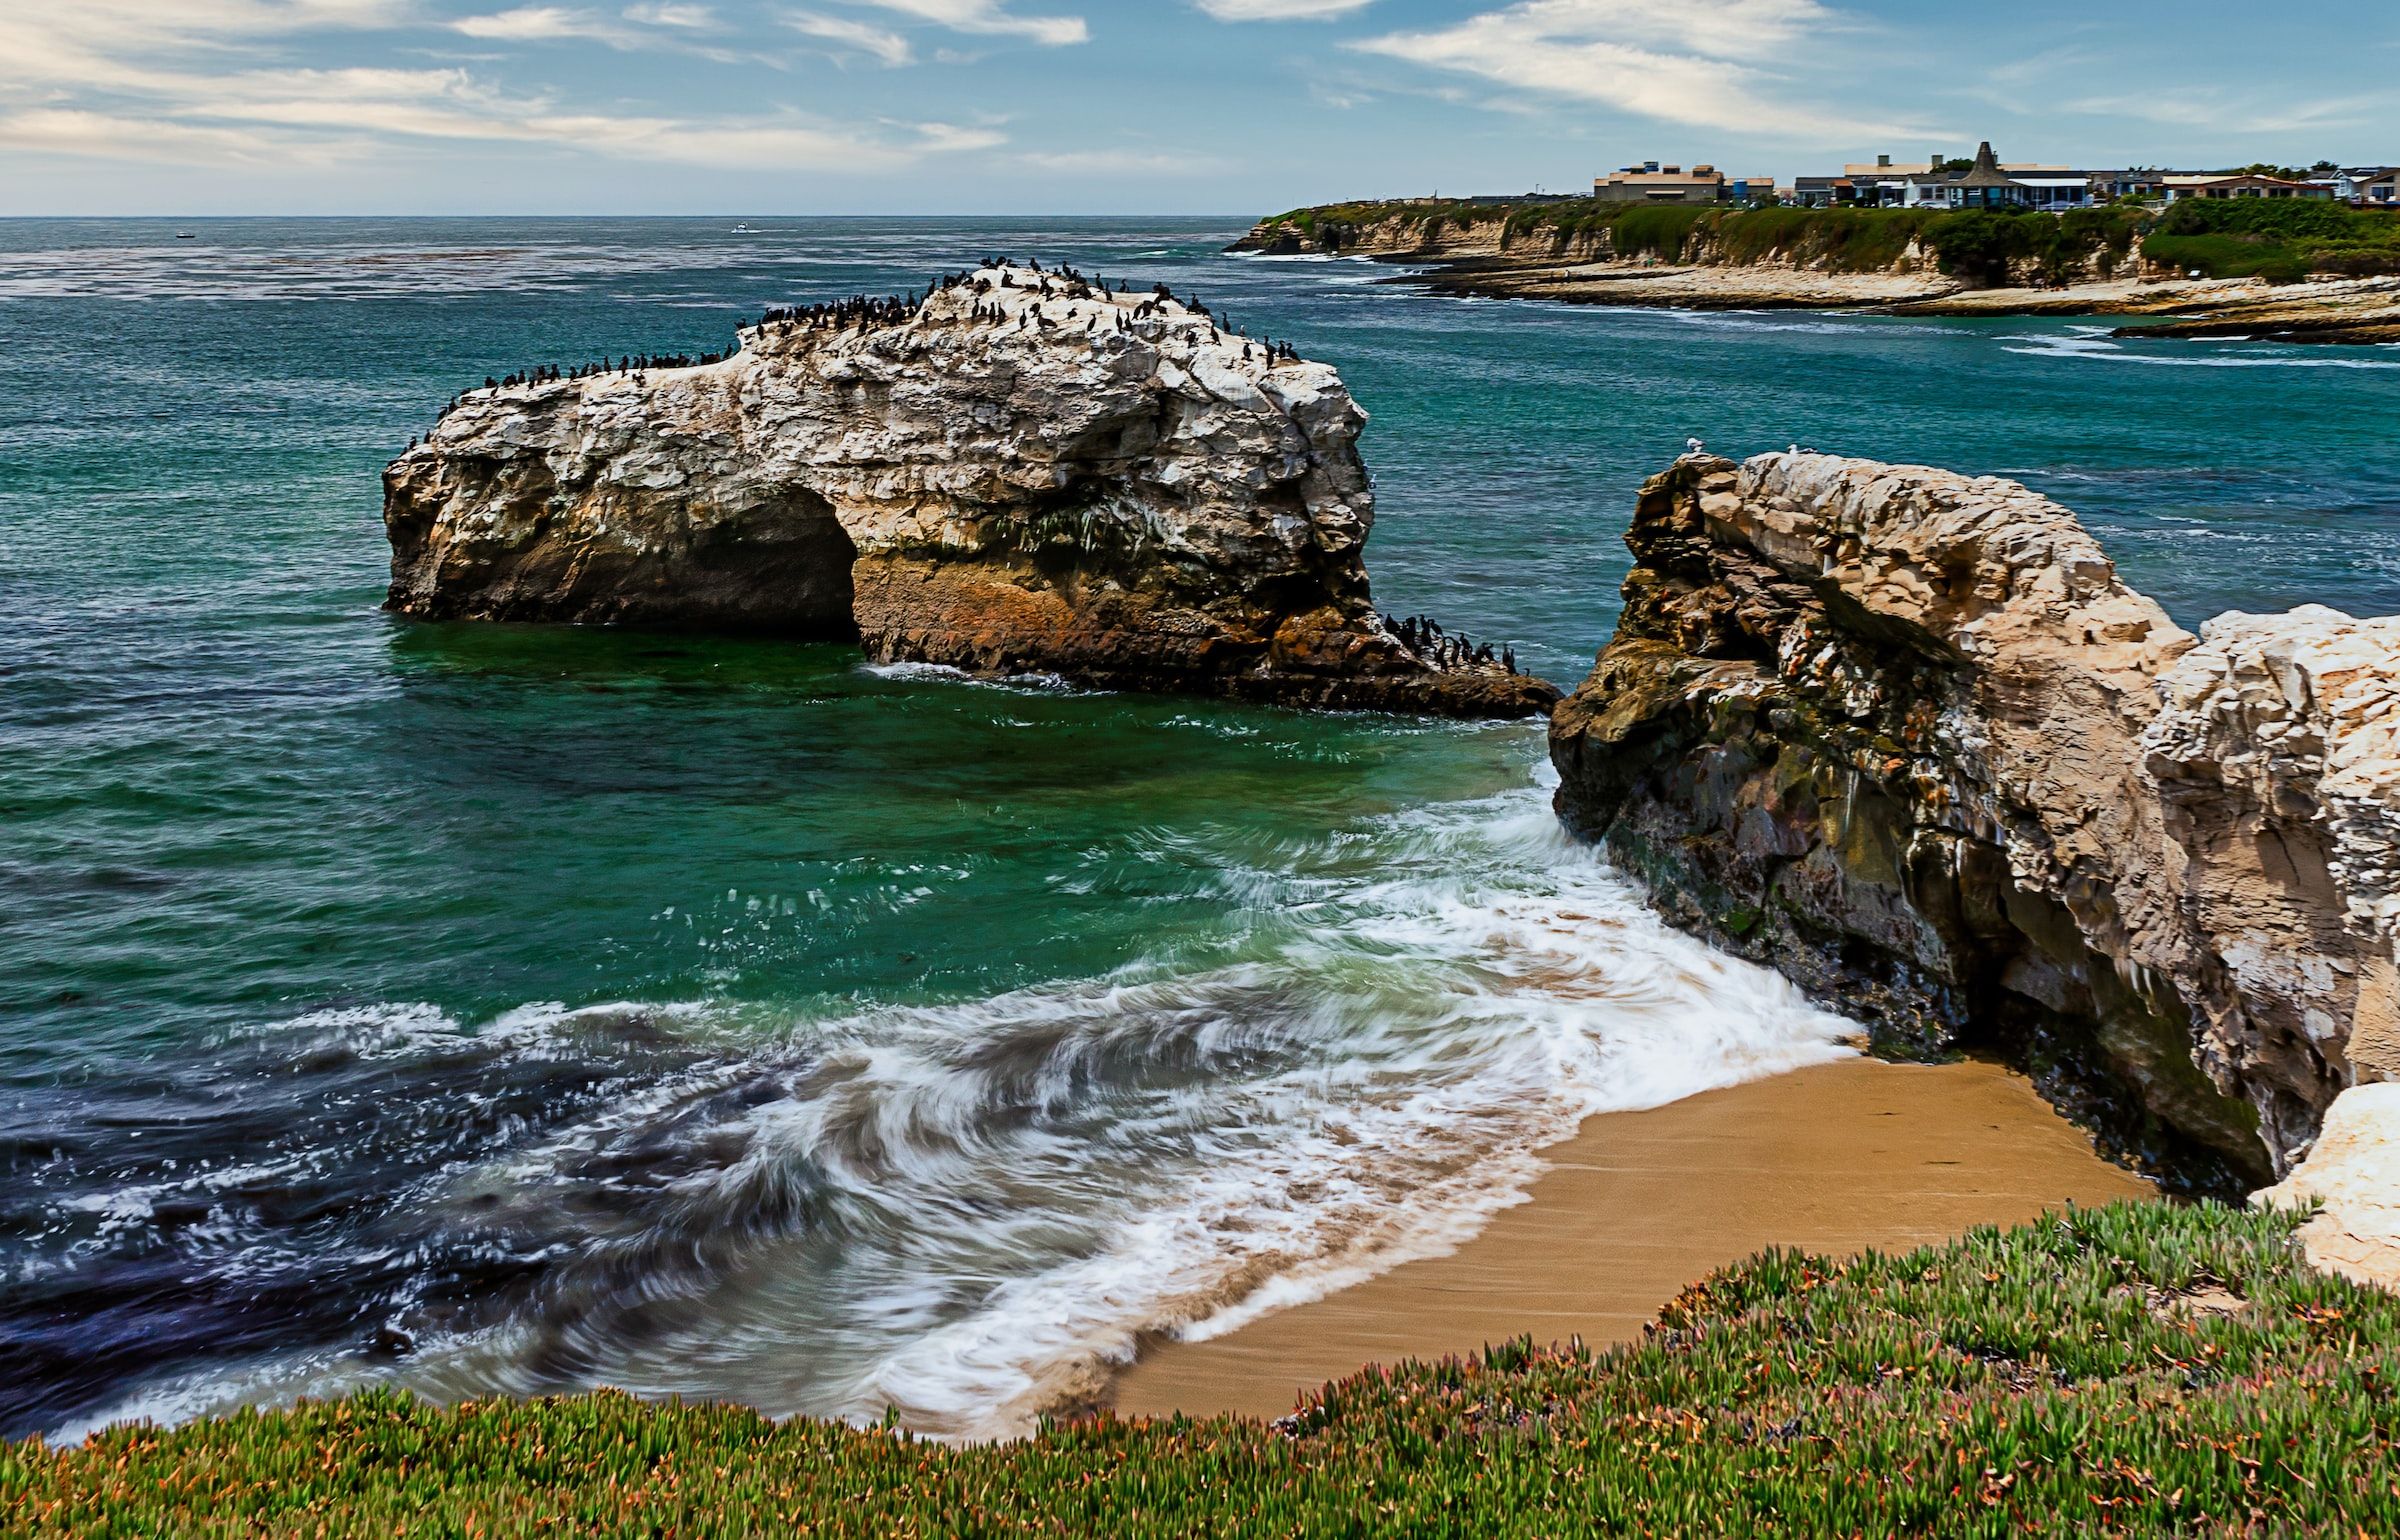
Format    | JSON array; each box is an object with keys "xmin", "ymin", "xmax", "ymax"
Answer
[{"xmin": 2, "ymin": 0, "xmax": 2392, "ymax": 214}]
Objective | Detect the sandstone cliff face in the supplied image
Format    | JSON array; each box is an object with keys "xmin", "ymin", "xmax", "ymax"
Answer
[
  {"xmin": 1231, "ymin": 209, "xmax": 1615, "ymax": 265},
  {"xmin": 384, "ymin": 266, "xmax": 1555, "ymax": 718},
  {"xmin": 1550, "ymin": 453, "xmax": 2400, "ymax": 1188},
  {"xmin": 1234, "ymin": 208, "xmax": 1911, "ymax": 279}
]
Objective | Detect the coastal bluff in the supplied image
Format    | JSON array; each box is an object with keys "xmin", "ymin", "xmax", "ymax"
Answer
[
  {"xmin": 1551, "ymin": 452, "xmax": 2400, "ymax": 1189},
  {"xmin": 1230, "ymin": 201, "xmax": 2400, "ymax": 340},
  {"xmin": 383, "ymin": 263, "xmax": 1555, "ymax": 718}
]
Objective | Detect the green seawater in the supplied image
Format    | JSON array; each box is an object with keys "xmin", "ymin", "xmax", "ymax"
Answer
[{"xmin": 1, "ymin": 216, "xmax": 2394, "ymax": 1439}]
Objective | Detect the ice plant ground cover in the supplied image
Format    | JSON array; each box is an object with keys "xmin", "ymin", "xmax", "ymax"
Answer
[{"xmin": 8, "ymin": 1200, "xmax": 2398, "ymax": 1537}]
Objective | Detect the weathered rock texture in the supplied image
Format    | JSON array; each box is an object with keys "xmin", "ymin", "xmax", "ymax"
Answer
[
  {"xmin": 2255, "ymin": 1082, "xmax": 2400, "ymax": 1290},
  {"xmin": 384, "ymin": 265, "xmax": 1555, "ymax": 718},
  {"xmin": 1550, "ymin": 452, "xmax": 2400, "ymax": 1188}
]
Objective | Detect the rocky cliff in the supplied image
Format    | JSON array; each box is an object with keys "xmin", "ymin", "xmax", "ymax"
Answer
[
  {"xmin": 1550, "ymin": 453, "xmax": 2400, "ymax": 1189},
  {"xmin": 1233, "ymin": 203, "xmax": 2400, "ymax": 338},
  {"xmin": 1232, "ymin": 205, "xmax": 1619, "ymax": 265},
  {"xmin": 384, "ymin": 264, "xmax": 1555, "ymax": 718}
]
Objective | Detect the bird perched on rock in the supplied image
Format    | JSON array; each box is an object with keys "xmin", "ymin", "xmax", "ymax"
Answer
[{"xmin": 1686, "ymin": 436, "xmax": 1705, "ymax": 456}]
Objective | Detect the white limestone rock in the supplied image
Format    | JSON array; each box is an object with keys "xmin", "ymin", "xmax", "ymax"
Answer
[
  {"xmin": 383, "ymin": 263, "xmax": 1555, "ymax": 718},
  {"xmin": 2255, "ymin": 1082, "xmax": 2400, "ymax": 1289}
]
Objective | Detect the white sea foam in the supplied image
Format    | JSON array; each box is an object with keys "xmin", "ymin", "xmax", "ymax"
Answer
[
  {"xmin": 53, "ymin": 768, "xmax": 1856, "ymax": 1445},
  {"xmin": 858, "ymin": 660, "xmax": 1085, "ymax": 694},
  {"xmin": 2002, "ymin": 335, "xmax": 2400, "ymax": 369}
]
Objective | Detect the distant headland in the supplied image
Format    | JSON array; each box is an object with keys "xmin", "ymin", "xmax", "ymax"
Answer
[{"xmin": 1233, "ymin": 141, "xmax": 2400, "ymax": 344}]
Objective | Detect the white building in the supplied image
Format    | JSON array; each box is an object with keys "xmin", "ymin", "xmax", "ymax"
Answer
[
  {"xmin": 1901, "ymin": 143, "xmax": 2093, "ymax": 211},
  {"xmin": 2162, "ymin": 174, "xmax": 2335, "ymax": 203}
]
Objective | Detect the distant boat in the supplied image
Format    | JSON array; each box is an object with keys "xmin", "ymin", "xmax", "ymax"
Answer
[
  {"xmin": 176, "ymin": 232, "xmax": 196, "ymax": 239},
  {"xmin": 730, "ymin": 223, "xmax": 756, "ymax": 234}
]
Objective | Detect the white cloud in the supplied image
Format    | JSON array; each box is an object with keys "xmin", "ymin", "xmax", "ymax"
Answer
[
  {"xmin": 784, "ymin": 9, "xmax": 916, "ymax": 65},
  {"xmin": 452, "ymin": 7, "xmax": 636, "ymax": 44},
  {"xmin": 1196, "ymin": 0, "xmax": 1373, "ymax": 19},
  {"xmin": 0, "ymin": 107, "xmax": 354, "ymax": 165},
  {"xmin": 0, "ymin": 0, "xmax": 408, "ymax": 95},
  {"xmin": 2061, "ymin": 91, "xmax": 2389, "ymax": 137},
  {"xmin": 0, "ymin": 0, "xmax": 1008, "ymax": 175},
  {"xmin": 1351, "ymin": 0, "xmax": 1917, "ymax": 142},
  {"xmin": 450, "ymin": 5, "xmax": 728, "ymax": 47},
  {"xmin": 839, "ymin": 0, "xmax": 1087, "ymax": 47},
  {"xmin": 624, "ymin": 2, "xmax": 715, "ymax": 24},
  {"xmin": 1018, "ymin": 148, "xmax": 1229, "ymax": 173},
  {"xmin": 912, "ymin": 119, "xmax": 1008, "ymax": 152},
  {"xmin": 515, "ymin": 111, "xmax": 975, "ymax": 167}
]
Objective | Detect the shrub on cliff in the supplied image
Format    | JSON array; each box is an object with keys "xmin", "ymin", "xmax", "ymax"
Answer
[
  {"xmin": 2142, "ymin": 233, "xmax": 2316, "ymax": 284},
  {"xmin": 1712, "ymin": 206, "xmax": 1937, "ymax": 271},
  {"xmin": 2156, "ymin": 197, "xmax": 2365, "ymax": 243},
  {"xmin": 1267, "ymin": 199, "xmax": 2153, "ymax": 285},
  {"xmin": 1923, "ymin": 207, "xmax": 2146, "ymax": 286},
  {"xmin": 1606, "ymin": 204, "xmax": 1711, "ymax": 260},
  {"xmin": 12, "ymin": 1201, "xmax": 2400, "ymax": 1537},
  {"xmin": 2145, "ymin": 198, "xmax": 2400, "ymax": 282}
]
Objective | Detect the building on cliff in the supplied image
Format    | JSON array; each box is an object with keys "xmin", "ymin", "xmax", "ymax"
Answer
[
  {"xmin": 1900, "ymin": 142, "xmax": 2095, "ymax": 210},
  {"xmin": 1593, "ymin": 161, "xmax": 1778, "ymax": 205},
  {"xmin": 1801, "ymin": 148, "xmax": 2093, "ymax": 209},
  {"xmin": 2164, "ymin": 172, "xmax": 2338, "ymax": 202},
  {"xmin": 2350, "ymin": 169, "xmax": 2400, "ymax": 206}
]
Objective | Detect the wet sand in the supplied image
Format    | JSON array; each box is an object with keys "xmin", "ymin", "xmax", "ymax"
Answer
[{"xmin": 1112, "ymin": 1056, "xmax": 2156, "ymax": 1421}]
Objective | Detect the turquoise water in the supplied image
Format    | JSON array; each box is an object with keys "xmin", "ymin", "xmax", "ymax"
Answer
[{"xmin": 3, "ymin": 217, "xmax": 2395, "ymax": 1439}]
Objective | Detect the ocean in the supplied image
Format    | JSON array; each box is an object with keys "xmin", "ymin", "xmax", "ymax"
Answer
[{"xmin": 3, "ymin": 215, "xmax": 2395, "ymax": 1441}]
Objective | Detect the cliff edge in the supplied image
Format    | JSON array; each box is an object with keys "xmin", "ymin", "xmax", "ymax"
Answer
[
  {"xmin": 1550, "ymin": 452, "xmax": 2400, "ymax": 1188},
  {"xmin": 384, "ymin": 263, "xmax": 1556, "ymax": 718},
  {"xmin": 1232, "ymin": 201, "xmax": 2400, "ymax": 338}
]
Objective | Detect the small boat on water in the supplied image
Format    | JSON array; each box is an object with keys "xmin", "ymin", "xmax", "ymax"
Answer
[
  {"xmin": 730, "ymin": 222, "xmax": 756, "ymax": 234},
  {"xmin": 176, "ymin": 232, "xmax": 196, "ymax": 239}
]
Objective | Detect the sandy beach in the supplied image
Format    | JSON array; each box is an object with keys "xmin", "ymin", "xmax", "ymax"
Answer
[{"xmin": 1111, "ymin": 1056, "xmax": 2156, "ymax": 1421}]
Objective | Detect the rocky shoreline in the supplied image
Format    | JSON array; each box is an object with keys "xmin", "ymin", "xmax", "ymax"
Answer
[
  {"xmin": 1232, "ymin": 212, "xmax": 2400, "ymax": 343},
  {"xmin": 384, "ymin": 262, "xmax": 2400, "ymax": 1209},
  {"xmin": 383, "ymin": 262, "xmax": 1555, "ymax": 719},
  {"xmin": 1548, "ymin": 451, "xmax": 2400, "ymax": 1192},
  {"xmin": 1367, "ymin": 255, "xmax": 2400, "ymax": 340}
]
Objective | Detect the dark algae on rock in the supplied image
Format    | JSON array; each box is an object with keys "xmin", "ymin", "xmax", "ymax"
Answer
[{"xmin": 1551, "ymin": 453, "xmax": 2400, "ymax": 1191}]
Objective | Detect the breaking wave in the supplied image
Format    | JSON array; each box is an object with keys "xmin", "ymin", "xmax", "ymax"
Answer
[{"xmin": 14, "ymin": 774, "xmax": 1854, "ymax": 1443}]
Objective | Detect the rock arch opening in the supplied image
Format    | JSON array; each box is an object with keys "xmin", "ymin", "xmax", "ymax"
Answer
[{"xmin": 676, "ymin": 486, "xmax": 860, "ymax": 639}]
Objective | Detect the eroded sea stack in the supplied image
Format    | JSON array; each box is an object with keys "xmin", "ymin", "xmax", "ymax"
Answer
[
  {"xmin": 1551, "ymin": 452, "xmax": 2400, "ymax": 1188},
  {"xmin": 383, "ymin": 265, "xmax": 1554, "ymax": 718}
]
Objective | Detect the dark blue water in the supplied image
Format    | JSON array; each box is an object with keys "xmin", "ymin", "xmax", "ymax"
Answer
[{"xmin": 2, "ymin": 216, "xmax": 2394, "ymax": 1441}]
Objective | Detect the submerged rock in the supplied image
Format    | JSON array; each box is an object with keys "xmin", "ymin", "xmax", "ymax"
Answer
[
  {"xmin": 383, "ymin": 264, "xmax": 1555, "ymax": 718},
  {"xmin": 1550, "ymin": 452, "xmax": 2400, "ymax": 1188}
]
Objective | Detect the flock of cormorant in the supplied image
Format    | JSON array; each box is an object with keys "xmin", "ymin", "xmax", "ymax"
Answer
[
  {"xmin": 408, "ymin": 257, "xmax": 1319, "ymax": 446},
  {"xmin": 744, "ymin": 258, "xmax": 1306, "ymax": 363},
  {"xmin": 408, "ymin": 349, "xmax": 738, "ymax": 446},
  {"xmin": 398, "ymin": 261, "xmax": 1524, "ymax": 676},
  {"xmin": 1384, "ymin": 614, "xmax": 1519, "ymax": 675}
]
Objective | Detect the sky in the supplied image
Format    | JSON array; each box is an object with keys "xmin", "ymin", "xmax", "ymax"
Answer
[{"xmin": 1, "ymin": 0, "xmax": 2393, "ymax": 215}]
